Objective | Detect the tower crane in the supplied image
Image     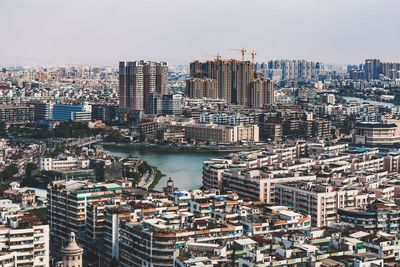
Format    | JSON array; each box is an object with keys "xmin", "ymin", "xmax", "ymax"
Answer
[
  {"xmin": 228, "ymin": 47, "xmax": 247, "ymax": 61},
  {"xmin": 251, "ymin": 49, "xmax": 257, "ymax": 80},
  {"xmin": 206, "ymin": 53, "xmax": 222, "ymax": 61},
  {"xmin": 250, "ymin": 49, "xmax": 257, "ymax": 65}
]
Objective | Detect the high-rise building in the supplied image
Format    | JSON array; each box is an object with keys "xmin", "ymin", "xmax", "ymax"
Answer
[
  {"xmin": 47, "ymin": 180, "xmax": 123, "ymax": 242},
  {"xmin": 365, "ymin": 59, "xmax": 381, "ymax": 80},
  {"xmin": 189, "ymin": 59, "xmax": 254, "ymax": 106},
  {"xmin": 143, "ymin": 62, "xmax": 156, "ymax": 112},
  {"xmin": 249, "ymin": 78, "xmax": 275, "ymax": 108},
  {"xmin": 119, "ymin": 61, "xmax": 168, "ymax": 112},
  {"xmin": 258, "ymin": 60, "xmax": 319, "ymax": 82},
  {"xmin": 265, "ymin": 79, "xmax": 275, "ymax": 106},
  {"xmin": 156, "ymin": 62, "xmax": 168, "ymax": 95},
  {"xmin": 119, "ymin": 61, "xmax": 144, "ymax": 111},
  {"xmin": 148, "ymin": 92, "xmax": 182, "ymax": 115},
  {"xmin": 349, "ymin": 59, "xmax": 400, "ymax": 81},
  {"xmin": 186, "ymin": 78, "xmax": 218, "ymax": 99}
]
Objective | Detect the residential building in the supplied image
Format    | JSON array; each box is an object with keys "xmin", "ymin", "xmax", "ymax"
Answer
[
  {"xmin": 189, "ymin": 59, "xmax": 254, "ymax": 106},
  {"xmin": 353, "ymin": 120, "xmax": 400, "ymax": 145},
  {"xmin": 186, "ymin": 78, "xmax": 218, "ymax": 99},
  {"xmin": 40, "ymin": 156, "xmax": 90, "ymax": 171},
  {"xmin": 47, "ymin": 180, "xmax": 123, "ymax": 242},
  {"xmin": 28, "ymin": 102, "xmax": 53, "ymax": 121},
  {"xmin": 0, "ymin": 104, "xmax": 34, "ymax": 123},
  {"xmin": 174, "ymin": 122, "xmax": 259, "ymax": 143},
  {"xmin": 338, "ymin": 200, "xmax": 400, "ymax": 234},
  {"xmin": 53, "ymin": 103, "xmax": 92, "ymax": 122},
  {"xmin": 275, "ymin": 182, "xmax": 375, "ymax": 227},
  {"xmin": 119, "ymin": 61, "xmax": 168, "ymax": 112},
  {"xmin": 0, "ymin": 218, "xmax": 49, "ymax": 267},
  {"xmin": 223, "ymin": 170, "xmax": 316, "ymax": 203},
  {"xmin": 249, "ymin": 78, "xmax": 275, "ymax": 108},
  {"xmin": 148, "ymin": 93, "xmax": 182, "ymax": 115}
]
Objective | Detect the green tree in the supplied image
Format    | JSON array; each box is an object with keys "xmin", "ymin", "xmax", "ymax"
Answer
[
  {"xmin": 0, "ymin": 164, "xmax": 18, "ymax": 183},
  {"xmin": 25, "ymin": 162, "xmax": 38, "ymax": 179}
]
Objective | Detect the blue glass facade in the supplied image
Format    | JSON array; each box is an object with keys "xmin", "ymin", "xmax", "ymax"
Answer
[{"xmin": 53, "ymin": 104, "xmax": 84, "ymax": 121}]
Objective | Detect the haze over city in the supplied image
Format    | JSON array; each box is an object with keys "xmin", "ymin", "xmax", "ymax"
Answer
[
  {"xmin": 1, "ymin": 0, "xmax": 400, "ymax": 65},
  {"xmin": 3, "ymin": 1, "xmax": 400, "ymax": 267}
]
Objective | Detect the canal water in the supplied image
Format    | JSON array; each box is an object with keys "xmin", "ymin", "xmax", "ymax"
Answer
[{"xmin": 105, "ymin": 147, "xmax": 213, "ymax": 191}]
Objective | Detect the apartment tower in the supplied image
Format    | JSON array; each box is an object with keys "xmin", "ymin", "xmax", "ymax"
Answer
[
  {"xmin": 189, "ymin": 59, "xmax": 254, "ymax": 106},
  {"xmin": 119, "ymin": 61, "xmax": 168, "ymax": 112}
]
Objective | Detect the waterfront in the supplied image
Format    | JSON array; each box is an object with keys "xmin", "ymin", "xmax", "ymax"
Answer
[
  {"xmin": 342, "ymin": 96, "xmax": 397, "ymax": 107},
  {"xmin": 105, "ymin": 147, "xmax": 213, "ymax": 191}
]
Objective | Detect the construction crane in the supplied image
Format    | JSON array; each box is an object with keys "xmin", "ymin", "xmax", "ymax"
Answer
[
  {"xmin": 206, "ymin": 53, "xmax": 222, "ymax": 61},
  {"xmin": 251, "ymin": 49, "xmax": 257, "ymax": 80},
  {"xmin": 250, "ymin": 49, "xmax": 257, "ymax": 65},
  {"xmin": 228, "ymin": 47, "xmax": 247, "ymax": 61}
]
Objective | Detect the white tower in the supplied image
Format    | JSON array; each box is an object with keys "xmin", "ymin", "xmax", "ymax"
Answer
[{"xmin": 61, "ymin": 232, "xmax": 83, "ymax": 267}]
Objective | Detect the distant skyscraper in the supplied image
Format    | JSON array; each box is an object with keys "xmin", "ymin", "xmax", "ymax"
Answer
[
  {"xmin": 143, "ymin": 62, "xmax": 156, "ymax": 112},
  {"xmin": 258, "ymin": 60, "xmax": 319, "ymax": 82},
  {"xmin": 364, "ymin": 59, "xmax": 381, "ymax": 81},
  {"xmin": 265, "ymin": 79, "xmax": 275, "ymax": 106},
  {"xmin": 380, "ymin": 61, "xmax": 400, "ymax": 80},
  {"xmin": 119, "ymin": 61, "xmax": 144, "ymax": 111},
  {"xmin": 119, "ymin": 61, "xmax": 168, "ymax": 112},
  {"xmin": 156, "ymin": 62, "xmax": 168, "ymax": 95}
]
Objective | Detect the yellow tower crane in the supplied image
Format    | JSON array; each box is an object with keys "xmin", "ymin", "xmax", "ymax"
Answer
[
  {"xmin": 206, "ymin": 53, "xmax": 222, "ymax": 61},
  {"xmin": 250, "ymin": 49, "xmax": 257, "ymax": 65},
  {"xmin": 228, "ymin": 47, "xmax": 247, "ymax": 61},
  {"xmin": 250, "ymin": 49, "xmax": 257, "ymax": 80}
]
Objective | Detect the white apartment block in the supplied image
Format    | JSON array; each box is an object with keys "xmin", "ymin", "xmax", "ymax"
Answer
[
  {"xmin": 275, "ymin": 183, "xmax": 375, "ymax": 227},
  {"xmin": 40, "ymin": 156, "xmax": 90, "ymax": 171},
  {"xmin": 222, "ymin": 169, "xmax": 317, "ymax": 203},
  {"xmin": 0, "ymin": 225, "xmax": 49, "ymax": 267}
]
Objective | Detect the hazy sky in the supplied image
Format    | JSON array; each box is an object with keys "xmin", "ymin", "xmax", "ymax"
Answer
[{"xmin": 1, "ymin": 0, "xmax": 399, "ymax": 66}]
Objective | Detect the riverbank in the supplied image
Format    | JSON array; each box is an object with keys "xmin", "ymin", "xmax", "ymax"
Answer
[
  {"xmin": 149, "ymin": 168, "xmax": 165, "ymax": 190},
  {"xmin": 341, "ymin": 96, "xmax": 396, "ymax": 108},
  {"xmin": 105, "ymin": 147, "xmax": 214, "ymax": 190},
  {"xmin": 101, "ymin": 142, "xmax": 261, "ymax": 154}
]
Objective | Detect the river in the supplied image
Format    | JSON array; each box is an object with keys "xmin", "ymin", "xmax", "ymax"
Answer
[
  {"xmin": 342, "ymin": 96, "xmax": 397, "ymax": 108},
  {"xmin": 105, "ymin": 147, "xmax": 213, "ymax": 191},
  {"xmin": 105, "ymin": 97, "xmax": 394, "ymax": 191}
]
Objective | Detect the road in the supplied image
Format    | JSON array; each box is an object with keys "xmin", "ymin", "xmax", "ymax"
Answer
[{"xmin": 137, "ymin": 168, "xmax": 155, "ymax": 190}]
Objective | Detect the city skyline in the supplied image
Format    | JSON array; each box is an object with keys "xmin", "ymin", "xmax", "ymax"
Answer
[{"xmin": 1, "ymin": 0, "xmax": 400, "ymax": 66}]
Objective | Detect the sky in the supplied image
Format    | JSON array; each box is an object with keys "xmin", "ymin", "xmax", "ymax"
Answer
[{"xmin": 0, "ymin": 0, "xmax": 399, "ymax": 66}]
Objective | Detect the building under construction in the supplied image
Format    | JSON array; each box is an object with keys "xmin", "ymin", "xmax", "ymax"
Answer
[{"xmin": 188, "ymin": 56, "xmax": 274, "ymax": 108}]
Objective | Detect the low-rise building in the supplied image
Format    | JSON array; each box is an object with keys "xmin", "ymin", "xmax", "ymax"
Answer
[
  {"xmin": 175, "ymin": 123, "xmax": 259, "ymax": 144},
  {"xmin": 353, "ymin": 121, "xmax": 400, "ymax": 145},
  {"xmin": 338, "ymin": 200, "xmax": 400, "ymax": 234},
  {"xmin": 40, "ymin": 156, "xmax": 90, "ymax": 171},
  {"xmin": 275, "ymin": 182, "xmax": 375, "ymax": 227}
]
